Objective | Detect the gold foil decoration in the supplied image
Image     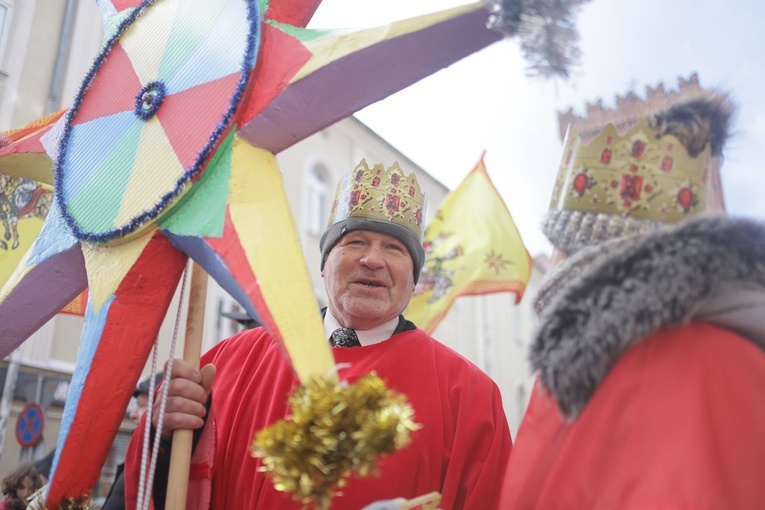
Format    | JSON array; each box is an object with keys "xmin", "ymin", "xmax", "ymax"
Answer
[{"xmin": 251, "ymin": 373, "xmax": 420, "ymax": 509}]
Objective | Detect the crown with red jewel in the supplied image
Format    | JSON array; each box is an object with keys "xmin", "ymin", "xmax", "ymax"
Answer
[
  {"xmin": 327, "ymin": 159, "xmax": 427, "ymax": 241},
  {"xmin": 549, "ymin": 119, "xmax": 711, "ymax": 223}
]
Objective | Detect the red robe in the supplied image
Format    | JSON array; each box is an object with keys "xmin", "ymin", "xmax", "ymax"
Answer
[
  {"xmin": 125, "ymin": 327, "xmax": 511, "ymax": 509},
  {"xmin": 501, "ymin": 323, "xmax": 765, "ymax": 509}
]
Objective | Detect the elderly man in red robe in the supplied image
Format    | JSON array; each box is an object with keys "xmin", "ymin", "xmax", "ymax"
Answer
[{"xmin": 123, "ymin": 159, "xmax": 511, "ymax": 510}]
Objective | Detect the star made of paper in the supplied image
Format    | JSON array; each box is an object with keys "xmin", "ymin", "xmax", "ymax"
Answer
[{"xmin": 0, "ymin": 0, "xmax": 504, "ymax": 505}]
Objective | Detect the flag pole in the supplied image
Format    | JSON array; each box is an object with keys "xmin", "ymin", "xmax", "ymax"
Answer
[{"xmin": 165, "ymin": 261, "xmax": 208, "ymax": 510}]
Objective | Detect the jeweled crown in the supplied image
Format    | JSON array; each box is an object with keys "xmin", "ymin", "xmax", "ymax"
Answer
[
  {"xmin": 327, "ymin": 159, "xmax": 427, "ymax": 241},
  {"xmin": 549, "ymin": 119, "xmax": 712, "ymax": 223}
]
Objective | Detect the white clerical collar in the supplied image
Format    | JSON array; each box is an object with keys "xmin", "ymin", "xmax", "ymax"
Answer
[{"xmin": 324, "ymin": 311, "xmax": 399, "ymax": 347}]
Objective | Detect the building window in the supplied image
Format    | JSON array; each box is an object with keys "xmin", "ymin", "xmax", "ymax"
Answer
[
  {"xmin": 306, "ymin": 163, "xmax": 329, "ymax": 237},
  {"xmin": 216, "ymin": 298, "xmax": 244, "ymax": 340},
  {"xmin": 0, "ymin": 2, "xmax": 10, "ymax": 65}
]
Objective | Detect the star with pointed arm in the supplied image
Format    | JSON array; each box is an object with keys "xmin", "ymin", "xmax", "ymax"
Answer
[
  {"xmin": 485, "ymin": 249, "xmax": 513, "ymax": 274},
  {"xmin": 0, "ymin": 0, "xmax": 514, "ymax": 506}
]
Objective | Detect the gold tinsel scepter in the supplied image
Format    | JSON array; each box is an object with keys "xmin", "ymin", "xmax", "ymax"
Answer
[{"xmin": 251, "ymin": 372, "xmax": 420, "ymax": 510}]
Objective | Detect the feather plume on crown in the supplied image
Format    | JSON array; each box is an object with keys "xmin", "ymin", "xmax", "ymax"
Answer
[{"xmin": 649, "ymin": 90, "xmax": 736, "ymax": 158}]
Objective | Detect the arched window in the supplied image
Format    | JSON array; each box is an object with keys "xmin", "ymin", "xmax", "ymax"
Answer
[{"xmin": 306, "ymin": 163, "xmax": 329, "ymax": 237}]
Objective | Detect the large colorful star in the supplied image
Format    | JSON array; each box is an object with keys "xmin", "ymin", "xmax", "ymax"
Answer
[{"xmin": 0, "ymin": 0, "xmax": 505, "ymax": 506}]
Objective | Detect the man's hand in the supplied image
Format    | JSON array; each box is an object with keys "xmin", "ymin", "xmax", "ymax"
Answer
[
  {"xmin": 361, "ymin": 492, "xmax": 442, "ymax": 510},
  {"xmin": 152, "ymin": 359, "xmax": 216, "ymax": 439},
  {"xmin": 361, "ymin": 499, "xmax": 406, "ymax": 510}
]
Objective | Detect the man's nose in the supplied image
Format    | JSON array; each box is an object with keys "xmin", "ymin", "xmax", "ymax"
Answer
[{"xmin": 359, "ymin": 246, "xmax": 385, "ymax": 268}]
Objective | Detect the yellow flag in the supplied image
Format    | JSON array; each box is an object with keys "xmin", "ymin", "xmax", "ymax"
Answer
[
  {"xmin": 0, "ymin": 177, "xmax": 52, "ymax": 288},
  {"xmin": 0, "ymin": 177, "xmax": 88, "ymax": 316},
  {"xmin": 406, "ymin": 157, "xmax": 531, "ymax": 333}
]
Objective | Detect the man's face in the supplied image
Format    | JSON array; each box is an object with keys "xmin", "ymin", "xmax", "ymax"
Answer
[{"xmin": 322, "ymin": 230, "xmax": 415, "ymax": 330}]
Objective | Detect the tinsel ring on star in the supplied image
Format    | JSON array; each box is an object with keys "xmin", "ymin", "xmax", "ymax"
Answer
[
  {"xmin": 54, "ymin": 0, "xmax": 260, "ymax": 244},
  {"xmin": 251, "ymin": 372, "xmax": 420, "ymax": 510}
]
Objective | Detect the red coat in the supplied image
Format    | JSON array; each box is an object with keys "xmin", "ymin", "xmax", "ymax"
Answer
[
  {"xmin": 501, "ymin": 323, "xmax": 765, "ymax": 509},
  {"xmin": 125, "ymin": 327, "xmax": 511, "ymax": 509}
]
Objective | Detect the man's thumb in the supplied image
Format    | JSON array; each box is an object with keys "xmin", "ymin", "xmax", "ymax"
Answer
[{"xmin": 200, "ymin": 363, "xmax": 216, "ymax": 394}]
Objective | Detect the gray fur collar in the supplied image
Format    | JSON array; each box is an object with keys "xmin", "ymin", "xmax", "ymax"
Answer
[{"xmin": 531, "ymin": 216, "xmax": 765, "ymax": 419}]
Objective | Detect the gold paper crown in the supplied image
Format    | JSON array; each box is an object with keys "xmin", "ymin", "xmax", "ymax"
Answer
[
  {"xmin": 327, "ymin": 159, "xmax": 427, "ymax": 241},
  {"xmin": 549, "ymin": 119, "xmax": 712, "ymax": 223}
]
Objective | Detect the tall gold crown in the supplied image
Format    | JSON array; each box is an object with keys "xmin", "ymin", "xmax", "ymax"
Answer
[
  {"xmin": 327, "ymin": 159, "xmax": 427, "ymax": 241},
  {"xmin": 549, "ymin": 119, "xmax": 712, "ymax": 223}
]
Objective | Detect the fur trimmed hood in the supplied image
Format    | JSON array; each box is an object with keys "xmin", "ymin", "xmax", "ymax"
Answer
[{"xmin": 531, "ymin": 216, "xmax": 765, "ymax": 419}]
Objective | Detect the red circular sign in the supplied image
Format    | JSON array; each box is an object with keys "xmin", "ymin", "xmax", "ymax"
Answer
[{"xmin": 16, "ymin": 403, "xmax": 45, "ymax": 448}]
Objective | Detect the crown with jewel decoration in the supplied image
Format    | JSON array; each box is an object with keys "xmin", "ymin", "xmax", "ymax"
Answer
[
  {"xmin": 548, "ymin": 118, "xmax": 712, "ymax": 236},
  {"xmin": 327, "ymin": 159, "xmax": 427, "ymax": 241},
  {"xmin": 544, "ymin": 87, "xmax": 734, "ymax": 256}
]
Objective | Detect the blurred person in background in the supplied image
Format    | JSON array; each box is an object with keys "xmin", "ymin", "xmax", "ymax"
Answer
[{"xmin": 1, "ymin": 463, "xmax": 42, "ymax": 509}]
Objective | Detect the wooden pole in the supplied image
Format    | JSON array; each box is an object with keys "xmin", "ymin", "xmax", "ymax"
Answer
[{"xmin": 165, "ymin": 261, "xmax": 208, "ymax": 510}]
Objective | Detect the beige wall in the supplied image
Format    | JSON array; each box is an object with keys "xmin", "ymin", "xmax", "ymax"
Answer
[
  {"xmin": 0, "ymin": 0, "xmax": 102, "ymax": 129},
  {"xmin": 60, "ymin": 0, "xmax": 103, "ymax": 110},
  {"xmin": 2, "ymin": 1, "xmax": 61, "ymax": 127}
]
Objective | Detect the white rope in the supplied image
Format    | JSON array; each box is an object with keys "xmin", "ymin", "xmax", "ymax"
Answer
[
  {"xmin": 136, "ymin": 338, "xmax": 160, "ymax": 509},
  {"xmin": 137, "ymin": 261, "xmax": 190, "ymax": 510}
]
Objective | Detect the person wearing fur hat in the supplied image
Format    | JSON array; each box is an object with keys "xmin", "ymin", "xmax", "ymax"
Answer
[
  {"xmin": 500, "ymin": 91, "xmax": 765, "ymax": 508},
  {"xmin": 122, "ymin": 159, "xmax": 511, "ymax": 509}
]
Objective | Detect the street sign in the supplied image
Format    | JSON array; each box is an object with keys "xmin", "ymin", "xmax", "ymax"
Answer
[{"xmin": 16, "ymin": 403, "xmax": 44, "ymax": 448}]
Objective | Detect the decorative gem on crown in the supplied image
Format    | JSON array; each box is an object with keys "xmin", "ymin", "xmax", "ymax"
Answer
[
  {"xmin": 327, "ymin": 159, "xmax": 427, "ymax": 241},
  {"xmin": 549, "ymin": 119, "xmax": 712, "ymax": 223}
]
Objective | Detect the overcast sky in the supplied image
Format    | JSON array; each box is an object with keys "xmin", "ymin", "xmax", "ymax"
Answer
[{"xmin": 308, "ymin": 0, "xmax": 765, "ymax": 256}]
